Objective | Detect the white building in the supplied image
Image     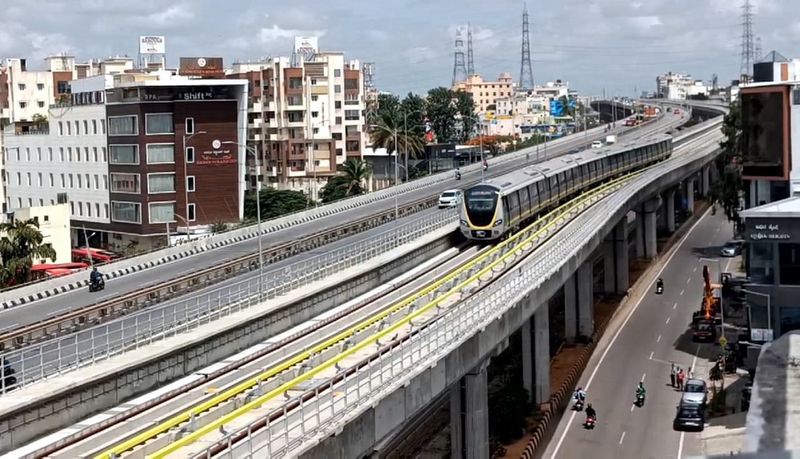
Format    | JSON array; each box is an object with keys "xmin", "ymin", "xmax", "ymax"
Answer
[
  {"xmin": 531, "ymin": 80, "xmax": 570, "ymax": 100},
  {"xmin": 3, "ymin": 203, "xmax": 72, "ymax": 264},
  {"xmin": 656, "ymin": 72, "xmax": 709, "ymax": 100},
  {"xmin": 3, "ymin": 75, "xmax": 110, "ymax": 228}
]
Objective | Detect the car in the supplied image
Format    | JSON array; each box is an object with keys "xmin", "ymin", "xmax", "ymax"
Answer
[
  {"xmin": 591, "ymin": 141, "xmax": 603, "ymax": 149},
  {"xmin": 674, "ymin": 109, "xmax": 682, "ymax": 115},
  {"xmin": 438, "ymin": 190, "xmax": 463, "ymax": 208},
  {"xmin": 692, "ymin": 319, "xmax": 717, "ymax": 342},
  {"xmin": 720, "ymin": 240, "xmax": 744, "ymax": 257},
  {"xmin": 674, "ymin": 404, "xmax": 705, "ymax": 431},
  {"xmin": 681, "ymin": 378, "xmax": 708, "ymax": 407}
]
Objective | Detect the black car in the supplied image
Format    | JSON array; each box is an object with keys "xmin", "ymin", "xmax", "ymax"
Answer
[{"xmin": 674, "ymin": 404, "xmax": 705, "ymax": 431}]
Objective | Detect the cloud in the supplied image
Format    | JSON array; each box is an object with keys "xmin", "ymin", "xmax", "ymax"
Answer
[
  {"xmin": 258, "ymin": 25, "xmax": 327, "ymax": 43},
  {"xmin": 404, "ymin": 46, "xmax": 438, "ymax": 64}
]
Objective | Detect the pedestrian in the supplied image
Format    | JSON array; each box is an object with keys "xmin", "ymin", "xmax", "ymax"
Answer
[
  {"xmin": 688, "ymin": 366, "xmax": 694, "ymax": 379},
  {"xmin": 677, "ymin": 369, "xmax": 685, "ymax": 391},
  {"xmin": 670, "ymin": 364, "xmax": 677, "ymax": 388}
]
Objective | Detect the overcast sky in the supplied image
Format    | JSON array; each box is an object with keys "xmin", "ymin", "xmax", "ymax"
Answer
[{"xmin": 1, "ymin": 0, "xmax": 798, "ymax": 97}]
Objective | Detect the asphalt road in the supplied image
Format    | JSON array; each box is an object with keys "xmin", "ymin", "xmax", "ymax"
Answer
[
  {"xmin": 0, "ymin": 113, "xmax": 680, "ymax": 331},
  {"xmin": 543, "ymin": 210, "xmax": 736, "ymax": 459}
]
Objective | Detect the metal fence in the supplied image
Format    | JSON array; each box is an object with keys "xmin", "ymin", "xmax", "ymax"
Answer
[
  {"xmin": 0, "ymin": 211, "xmax": 459, "ymax": 395},
  {"xmin": 209, "ymin": 136, "xmax": 722, "ymax": 458}
]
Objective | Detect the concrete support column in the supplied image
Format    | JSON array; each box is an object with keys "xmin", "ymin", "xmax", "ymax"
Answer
[
  {"xmin": 577, "ymin": 260, "xmax": 594, "ymax": 337},
  {"xmin": 643, "ymin": 198, "xmax": 658, "ymax": 259},
  {"xmin": 603, "ymin": 219, "xmax": 629, "ymax": 294},
  {"xmin": 686, "ymin": 179, "xmax": 695, "ymax": 215},
  {"xmin": 450, "ymin": 361, "xmax": 490, "ymax": 459},
  {"xmin": 635, "ymin": 207, "xmax": 645, "ymax": 258},
  {"xmin": 521, "ymin": 316, "xmax": 533, "ymax": 402},
  {"xmin": 702, "ymin": 166, "xmax": 711, "ymax": 197},
  {"xmin": 564, "ymin": 277, "xmax": 577, "ymax": 340},
  {"xmin": 666, "ymin": 189, "xmax": 676, "ymax": 233},
  {"xmin": 533, "ymin": 302, "xmax": 550, "ymax": 404}
]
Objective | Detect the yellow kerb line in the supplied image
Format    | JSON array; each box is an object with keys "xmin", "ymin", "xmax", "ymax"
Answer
[{"xmin": 99, "ymin": 171, "xmax": 641, "ymax": 459}]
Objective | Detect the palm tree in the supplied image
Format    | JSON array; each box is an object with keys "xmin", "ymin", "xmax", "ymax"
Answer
[
  {"xmin": 340, "ymin": 159, "xmax": 371, "ymax": 195},
  {"xmin": 370, "ymin": 111, "xmax": 426, "ymax": 161},
  {"xmin": 0, "ymin": 218, "xmax": 56, "ymax": 286}
]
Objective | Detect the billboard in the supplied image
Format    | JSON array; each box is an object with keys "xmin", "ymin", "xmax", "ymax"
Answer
[
  {"xmin": 741, "ymin": 86, "xmax": 790, "ymax": 180},
  {"xmin": 179, "ymin": 57, "xmax": 224, "ymax": 78},
  {"xmin": 139, "ymin": 36, "xmax": 166, "ymax": 54},
  {"xmin": 294, "ymin": 36, "xmax": 319, "ymax": 61}
]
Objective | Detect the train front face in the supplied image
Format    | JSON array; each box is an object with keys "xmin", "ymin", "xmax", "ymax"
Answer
[{"xmin": 460, "ymin": 184, "xmax": 505, "ymax": 241}]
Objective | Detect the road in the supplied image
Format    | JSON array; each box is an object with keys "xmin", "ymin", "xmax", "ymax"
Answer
[
  {"xmin": 544, "ymin": 210, "xmax": 735, "ymax": 459},
  {"xmin": 0, "ymin": 114, "xmax": 680, "ymax": 330}
]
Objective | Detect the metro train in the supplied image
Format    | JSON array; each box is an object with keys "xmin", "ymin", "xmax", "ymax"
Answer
[{"xmin": 459, "ymin": 134, "xmax": 673, "ymax": 241}]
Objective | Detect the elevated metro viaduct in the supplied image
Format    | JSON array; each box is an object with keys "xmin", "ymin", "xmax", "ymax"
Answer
[{"xmin": 297, "ymin": 130, "xmax": 720, "ymax": 459}]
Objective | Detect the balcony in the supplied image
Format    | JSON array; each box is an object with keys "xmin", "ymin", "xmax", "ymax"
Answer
[
  {"xmin": 287, "ymin": 167, "xmax": 307, "ymax": 177},
  {"xmin": 346, "ymin": 130, "xmax": 361, "ymax": 139},
  {"xmin": 311, "ymin": 85, "xmax": 329, "ymax": 95}
]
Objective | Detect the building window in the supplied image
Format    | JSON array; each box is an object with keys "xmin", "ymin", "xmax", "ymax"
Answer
[
  {"xmin": 25, "ymin": 148, "xmax": 30, "ymax": 161},
  {"xmin": 148, "ymin": 202, "xmax": 175, "ymax": 223},
  {"xmin": 108, "ymin": 115, "xmax": 137, "ymax": 135},
  {"xmin": 148, "ymin": 173, "xmax": 175, "ymax": 193},
  {"xmin": 95, "ymin": 203, "xmax": 100, "ymax": 217},
  {"xmin": 26, "ymin": 172, "xmax": 31, "ymax": 186},
  {"xmin": 37, "ymin": 83, "xmax": 44, "ymax": 90},
  {"xmin": 84, "ymin": 147, "xmax": 90, "ymax": 162},
  {"xmin": 70, "ymin": 201, "xmax": 74, "ymax": 214},
  {"xmin": 103, "ymin": 175, "xmax": 108, "ymax": 189},
  {"xmin": 186, "ymin": 146, "xmax": 195, "ymax": 163},
  {"xmin": 335, "ymin": 101, "xmax": 341, "ymax": 109},
  {"xmin": 111, "ymin": 173, "xmax": 141, "ymax": 193},
  {"xmin": 102, "ymin": 147, "xmax": 107, "ymax": 162},
  {"xmin": 37, "ymin": 101, "xmax": 44, "ymax": 108},
  {"xmin": 49, "ymin": 173, "xmax": 54, "ymax": 187},
  {"xmin": 109, "ymin": 145, "xmax": 139, "ymax": 164},
  {"xmin": 16, "ymin": 172, "xmax": 20, "ymax": 185},
  {"xmin": 185, "ymin": 117, "xmax": 195, "ymax": 134},
  {"xmin": 187, "ymin": 176, "xmax": 196, "ymax": 192},
  {"xmin": 69, "ymin": 174, "xmax": 74, "ymax": 188},
  {"xmin": 334, "ymin": 69, "xmax": 341, "ymax": 77},
  {"xmin": 83, "ymin": 120, "xmax": 88, "ymax": 134},
  {"xmin": 19, "ymin": 102, "xmax": 26, "ymax": 109},
  {"xmin": 37, "ymin": 173, "xmax": 42, "ymax": 187},
  {"xmin": 145, "ymin": 113, "xmax": 174, "ymax": 135},
  {"xmin": 111, "ymin": 201, "xmax": 141, "ymax": 224},
  {"xmin": 334, "ymin": 84, "xmax": 342, "ymax": 93},
  {"xmin": 59, "ymin": 147, "xmax": 64, "ymax": 161},
  {"xmin": 101, "ymin": 119, "xmax": 106, "ymax": 134},
  {"xmin": 39, "ymin": 199, "xmax": 44, "ymax": 206},
  {"xmin": 92, "ymin": 119, "xmax": 98, "ymax": 134},
  {"xmin": 104, "ymin": 203, "xmax": 109, "ymax": 218},
  {"xmin": 69, "ymin": 147, "xmax": 75, "ymax": 162},
  {"xmin": 77, "ymin": 174, "xmax": 82, "ymax": 189},
  {"xmin": 85, "ymin": 173, "xmax": 90, "ymax": 188},
  {"xmin": 28, "ymin": 198, "xmax": 33, "ymax": 207},
  {"xmin": 37, "ymin": 147, "xmax": 42, "ymax": 161},
  {"xmin": 60, "ymin": 173, "xmax": 65, "ymax": 188},
  {"xmin": 146, "ymin": 144, "xmax": 175, "ymax": 164},
  {"xmin": 17, "ymin": 198, "xmax": 21, "ymax": 208},
  {"xmin": 57, "ymin": 81, "xmax": 69, "ymax": 94},
  {"xmin": 311, "ymin": 95, "xmax": 318, "ymax": 101},
  {"xmin": 18, "ymin": 83, "xmax": 25, "ymax": 90},
  {"xmin": 78, "ymin": 202, "xmax": 83, "ymax": 216},
  {"xmin": 58, "ymin": 122, "xmax": 63, "ymax": 135},
  {"xmin": 94, "ymin": 174, "xmax": 99, "ymax": 189},
  {"xmin": 87, "ymin": 203, "xmax": 92, "ymax": 217},
  {"xmin": 74, "ymin": 121, "xmax": 79, "ymax": 135},
  {"xmin": 187, "ymin": 203, "xmax": 196, "ymax": 221},
  {"xmin": 345, "ymin": 110, "xmax": 359, "ymax": 121},
  {"xmin": 93, "ymin": 147, "xmax": 99, "ymax": 162}
]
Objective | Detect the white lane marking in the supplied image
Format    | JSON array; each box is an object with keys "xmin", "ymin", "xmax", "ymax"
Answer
[
  {"xmin": 0, "ymin": 323, "xmax": 19, "ymax": 333},
  {"xmin": 680, "ymin": 289, "xmax": 685, "ymax": 296},
  {"xmin": 619, "ymin": 431, "xmax": 626, "ymax": 445},
  {"xmin": 630, "ymin": 404, "xmax": 635, "ymax": 412},
  {"xmin": 641, "ymin": 373, "xmax": 646, "ymax": 382},
  {"xmin": 692, "ymin": 267, "xmax": 697, "ymax": 272},
  {"xmin": 686, "ymin": 277, "xmax": 691, "ymax": 284},
  {"xmin": 673, "ymin": 302, "xmax": 678, "ymax": 310},
  {"xmin": 666, "ymin": 317, "xmax": 671, "ymax": 324},
  {"xmin": 657, "ymin": 334, "xmax": 662, "ymax": 343},
  {"xmin": 548, "ymin": 208, "xmax": 711, "ymax": 459},
  {"xmin": 649, "ymin": 351, "xmax": 654, "ymax": 360},
  {"xmin": 677, "ymin": 345, "xmax": 702, "ymax": 458}
]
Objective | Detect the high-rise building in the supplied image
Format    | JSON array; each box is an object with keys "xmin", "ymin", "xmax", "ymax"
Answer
[
  {"xmin": 655, "ymin": 72, "xmax": 709, "ymax": 100},
  {"xmin": 227, "ymin": 52, "xmax": 368, "ymax": 199}
]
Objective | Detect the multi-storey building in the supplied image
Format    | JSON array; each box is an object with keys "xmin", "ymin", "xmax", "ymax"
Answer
[
  {"xmin": 227, "ymin": 52, "xmax": 368, "ymax": 199},
  {"xmin": 452, "ymin": 73, "xmax": 515, "ymax": 114},
  {"xmin": 655, "ymin": 72, "xmax": 708, "ymax": 100},
  {"xmin": 3, "ymin": 71, "xmax": 248, "ymax": 252}
]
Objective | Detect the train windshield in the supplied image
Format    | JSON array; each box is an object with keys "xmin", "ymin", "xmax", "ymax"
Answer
[{"xmin": 464, "ymin": 185, "xmax": 499, "ymax": 226}]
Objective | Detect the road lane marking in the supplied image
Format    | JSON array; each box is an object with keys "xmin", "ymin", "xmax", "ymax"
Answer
[
  {"xmin": 619, "ymin": 431, "xmax": 626, "ymax": 445},
  {"xmin": 686, "ymin": 277, "xmax": 691, "ymax": 284},
  {"xmin": 641, "ymin": 373, "xmax": 646, "ymax": 382},
  {"xmin": 673, "ymin": 302, "xmax": 678, "ymax": 309},
  {"xmin": 657, "ymin": 334, "xmax": 662, "ymax": 342},
  {"xmin": 548, "ymin": 208, "xmax": 711, "ymax": 459},
  {"xmin": 666, "ymin": 316, "xmax": 671, "ymax": 324},
  {"xmin": 692, "ymin": 267, "xmax": 697, "ymax": 272},
  {"xmin": 649, "ymin": 351, "xmax": 654, "ymax": 360},
  {"xmin": 680, "ymin": 289, "xmax": 685, "ymax": 296},
  {"xmin": 677, "ymin": 345, "xmax": 702, "ymax": 458}
]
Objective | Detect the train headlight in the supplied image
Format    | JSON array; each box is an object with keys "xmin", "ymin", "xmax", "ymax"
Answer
[{"xmin": 494, "ymin": 219, "xmax": 503, "ymax": 227}]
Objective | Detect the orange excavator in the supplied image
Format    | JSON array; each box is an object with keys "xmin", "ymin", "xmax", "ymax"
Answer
[{"xmin": 701, "ymin": 265, "xmax": 721, "ymax": 321}]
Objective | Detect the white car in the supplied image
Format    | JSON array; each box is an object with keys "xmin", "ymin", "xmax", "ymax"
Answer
[
  {"xmin": 591, "ymin": 141, "xmax": 603, "ymax": 149},
  {"xmin": 438, "ymin": 190, "xmax": 463, "ymax": 208}
]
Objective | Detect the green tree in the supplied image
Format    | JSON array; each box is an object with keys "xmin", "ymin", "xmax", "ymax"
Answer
[
  {"xmin": 369, "ymin": 110, "xmax": 425, "ymax": 163},
  {"xmin": 319, "ymin": 159, "xmax": 371, "ymax": 203},
  {"xmin": 454, "ymin": 90, "xmax": 477, "ymax": 143},
  {"xmin": 426, "ymin": 87, "xmax": 459, "ymax": 143},
  {"xmin": 368, "ymin": 93, "xmax": 400, "ymax": 127},
  {"xmin": 711, "ymin": 102, "xmax": 744, "ymax": 230},
  {"xmin": 0, "ymin": 218, "xmax": 57, "ymax": 286},
  {"xmin": 243, "ymin": 188, "xmax": 311, "ymax": 221}
]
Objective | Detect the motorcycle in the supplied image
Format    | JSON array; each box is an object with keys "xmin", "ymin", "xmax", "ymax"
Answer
[
  {"xmin": 635, "ymin": 392, "xmax": 645, "ymax": 407},
  {"xmin": 89, "ymin": 277, "xmax": 105, "ymax": 292},
  {"xmin": 655, "ymin": 283, "xmax": 664, "ymax": 295},
  {"xmin": 573, "ymin": 398, "xmax": 584, "ymax": 411},
  {"xmin": 584, "ymin": 415, "xmax": 596, "ymax": 429},
  {"xmin": 455, "ymin": 172, "xmax": 462, "ymax": 181}
]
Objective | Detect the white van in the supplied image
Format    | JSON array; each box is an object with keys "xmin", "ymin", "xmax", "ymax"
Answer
[{"xmin": 591, "ymin": 141, "xmax": 603, "ymax": 149}]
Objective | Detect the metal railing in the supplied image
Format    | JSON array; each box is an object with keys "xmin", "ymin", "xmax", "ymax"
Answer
[
  {"xmin": 206, "ymin": 134, "xmax": 724, "ymax": 458},
  {"xmin": 0, "ymin": 211, "xmax": 458, "ymax": 395}
]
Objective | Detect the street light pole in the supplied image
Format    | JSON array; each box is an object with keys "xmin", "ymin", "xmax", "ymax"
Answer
[
  {"xmin": 393, "ymin": 128, "xmax": 399, "ymax": 228},
  {"xmin": 82, "ymin": 226, "xmax": 95, "ymax": 267},
  {"xmin": 741, "ymin": 289, "xmax": 772, "ymax": 341},
  {"xmin": 222, "ymin": 140, "xmax": 264, "ymax": 287}
]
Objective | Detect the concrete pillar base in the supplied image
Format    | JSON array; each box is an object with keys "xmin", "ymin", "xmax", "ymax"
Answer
[{"xmin": 533, "ymin": 301, "xmax": 550, "ymax": 404}]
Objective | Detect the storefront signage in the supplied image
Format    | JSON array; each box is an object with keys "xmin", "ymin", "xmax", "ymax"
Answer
[
  {"xmin": 749, "ymin": 223, "xmax": 791, "ymax": 241},
  {"xmin": 198, "ymin": 148, "xmax": 237, "ymax": 166},
  {"xmin": 179, "ymin": 57, "xmax": 224, "ymax": 78}
]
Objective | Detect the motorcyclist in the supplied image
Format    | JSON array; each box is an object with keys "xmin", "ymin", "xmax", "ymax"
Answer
[
  {"xmin": 656, "ymin": 277, "xmax": 664, "ymax": 291},
  {"xmin": 455, "ymin": 168, "xmax": 461, "ymax": 180},
  {"xmin": 482, "ymin": 159, "xmax": 488, "ymax": 171},
  {"xmin": 636, "ymin": 382, "xmax": 646, "ymax": 399},
  {"xmin": 90, "ymin": 267, "xmax": 102, "ymax": 285},
  {"xmin": 574, "ymin": 387, "xmax": 586, "ymax": 402},
  {"xmin": 584, "ymin": 403, "xmax": 596, "ymax": 420}
]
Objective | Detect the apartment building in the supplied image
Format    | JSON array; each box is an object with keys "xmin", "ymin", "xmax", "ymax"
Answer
[
  {"xmin": 228, "ymin": 52, "xmax": 368, "ymax": 198},
  {"xmin": 452, "ymin": 73, "xmax": 515, "ymax": 114},
  {"xmin": 656, "ymin": 72, "xmax": 709, "ymax": 100},
  {"xmin": 3, "ymin": 71, "xmax": 248, "ymax": 252}
]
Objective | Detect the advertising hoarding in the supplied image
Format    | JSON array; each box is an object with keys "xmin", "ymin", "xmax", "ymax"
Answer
[
  {"xmin": 179, "ymin": 57, "xmax": 225, "ymax": 78},
  {"xmin": 139, "ymin": 36, "xmax": 166, "ymax": 54}
]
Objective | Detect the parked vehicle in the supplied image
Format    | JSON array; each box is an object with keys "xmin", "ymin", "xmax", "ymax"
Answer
[
  {"xmin": 674, "ymin": 404, "xmax": 704, "ymax": 431},
  {"xmin": 680, "ymin": 378, "xmax": 708, "ymax": 407},
  {"xmin": 692, "ymin": 319, "xmax": 716, "ymax": 342},
  {"xmin": 720, "ymin": 240, "xmax": 745, "ymax": 257}
]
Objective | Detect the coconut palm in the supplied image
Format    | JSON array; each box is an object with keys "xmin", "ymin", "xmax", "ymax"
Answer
[
  {"xmin": 0, "ymin": 218, "xmax": 56, "ymax": 286},
  {"xmin": 370, "ymin": 111, "xmax": 426, "ymax": 161},
  {"xmin": 340, "ymin": 159, "xmax": 371, "ymax": 195}
]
